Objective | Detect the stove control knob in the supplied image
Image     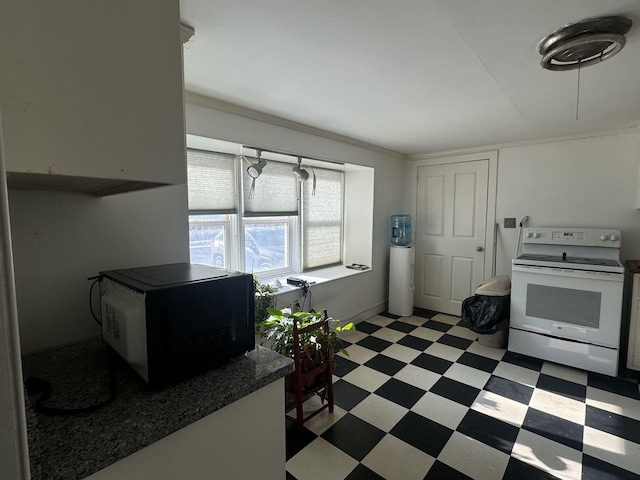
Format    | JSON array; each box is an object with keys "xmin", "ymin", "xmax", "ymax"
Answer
[
  {"xmin": 600, "ymin": 234, "xmax": 610, "ymax": 241},
  {"xmin": 533, "ymin": 232, "xmax": 541, "ymax": 238},
  {"xmin": 609, "ymin": 234, "xmax": 619, "ymax": 241},
  {"xmin": 525, "ymin": 232, "xmax": 533, "ymax": 238}
]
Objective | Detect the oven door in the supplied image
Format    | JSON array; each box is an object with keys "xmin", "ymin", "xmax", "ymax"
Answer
[{"xmin": 511, "ymin": 265, "xmax": 623, "ymax": 348}]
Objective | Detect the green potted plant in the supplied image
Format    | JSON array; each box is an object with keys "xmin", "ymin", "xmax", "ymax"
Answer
[
  {"xmin": 253, "ymin": 275, "xmax": 276, "ymax": 325},
  {"xmin": 258, "ymin": 308, "xmax": 354, "ymax": 392}
]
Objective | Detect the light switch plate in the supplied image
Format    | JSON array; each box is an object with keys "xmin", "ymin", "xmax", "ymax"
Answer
[{"xmin": 504, "ymin": 217, "xmax": 516, "ymax": 228}]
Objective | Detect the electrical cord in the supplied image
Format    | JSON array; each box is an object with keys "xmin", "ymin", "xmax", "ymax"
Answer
[
  {"xmin": 24, "ymin": 349, "xmax": 117, "ymax": 415},
  {"xmin": 88, "ymin": 275, "xmax": 102, "ymax": 326}
]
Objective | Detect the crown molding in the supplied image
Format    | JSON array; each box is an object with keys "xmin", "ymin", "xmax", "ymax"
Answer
[
  {"xmin": 180, "ymin": 23, "xmax": 194, "ymax": 44},
  {"xmin": 184, "ymin": 92, "xmax": 405, "ymax": 159},
  {"xmin": 408, "ymin": 125, "xmax": 640, "ymax": 161}
]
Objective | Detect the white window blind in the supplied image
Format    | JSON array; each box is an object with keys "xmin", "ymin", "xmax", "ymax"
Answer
[
  {"xmin": 242, "ymin": 159, "xmax": 299, "ymax": 216},
  {"xmin": 187, "ymin": 149, "xmax": 237, "ymax": 213},
  {"xmin": 303, "ymin": 168, "xmax": 344, "ymax": 269}
]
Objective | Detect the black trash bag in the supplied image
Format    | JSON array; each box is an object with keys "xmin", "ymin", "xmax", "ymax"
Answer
[{"xmin": 461, "ymin": 295, "xmax": 510, "ymax": 334}]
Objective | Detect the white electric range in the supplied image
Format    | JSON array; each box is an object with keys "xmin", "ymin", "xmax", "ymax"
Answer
[{"xmin": 509, "ymin": 227, "xmax": 624, "ymax": 376}]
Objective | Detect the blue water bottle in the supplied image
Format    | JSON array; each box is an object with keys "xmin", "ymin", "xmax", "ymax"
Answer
[{"xmin": 390, "ymin": 215, "xmax": 411, "ymax": 246}]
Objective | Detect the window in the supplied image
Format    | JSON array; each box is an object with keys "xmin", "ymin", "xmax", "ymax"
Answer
[{"xmin": 187, "ymin": 147, "xmax": 344, "ymax": 277}]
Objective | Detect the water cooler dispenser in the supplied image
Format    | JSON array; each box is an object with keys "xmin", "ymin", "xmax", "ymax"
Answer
[{"xmin": 388, "ymin": 215, "xmax": 414, "ymax": 316}]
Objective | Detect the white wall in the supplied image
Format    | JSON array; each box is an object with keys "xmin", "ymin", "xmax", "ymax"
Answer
[
  {"xmin": 9, "ymin": 186, "xmax": 189, "ymax": 354},
  {"xmin": 186, "ymin": 101, "xmax": 407, "ymax": 323},
  {"xmin": 491, "ymin": 131, "xmax": 640, "ymax": 275}
]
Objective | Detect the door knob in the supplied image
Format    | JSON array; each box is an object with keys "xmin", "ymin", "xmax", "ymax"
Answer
[{"xmin": 476, "ymin": 246, "xmax": 484, "ymax": 252}]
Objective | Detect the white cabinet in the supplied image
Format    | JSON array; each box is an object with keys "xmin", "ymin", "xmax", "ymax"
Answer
[
  {"xmin": 627, "ymin": 273, "xmax": 640, "ymax": 373},
  {"xmin": 0, "ymin": 0, "xmax": 186, "ymax": 196}
]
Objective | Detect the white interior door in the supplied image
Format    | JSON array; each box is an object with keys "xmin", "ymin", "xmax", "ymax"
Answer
[{"xmin": 415, "ymin": 160, "xmax": 489, "ymax": 316}]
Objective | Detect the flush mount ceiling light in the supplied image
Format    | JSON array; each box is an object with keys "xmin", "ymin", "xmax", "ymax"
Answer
[{"xmin": 538, "ymin": 15, "xmax": 632, "ymax": 71}]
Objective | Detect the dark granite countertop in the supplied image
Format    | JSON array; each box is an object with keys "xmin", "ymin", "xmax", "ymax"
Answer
[{"xmin": 21, "ymin": 337, "xmax": 293, "ymax": 480}]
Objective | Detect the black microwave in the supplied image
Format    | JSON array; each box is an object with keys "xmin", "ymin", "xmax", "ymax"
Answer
[{"xmin": 99, "ymin": 263, "xmax": 255, "ymax": 386}]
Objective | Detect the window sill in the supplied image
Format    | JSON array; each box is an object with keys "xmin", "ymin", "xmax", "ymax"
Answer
[{"xmin": 260, "ymin": 264, "xmax": 372, "ymax": 296}]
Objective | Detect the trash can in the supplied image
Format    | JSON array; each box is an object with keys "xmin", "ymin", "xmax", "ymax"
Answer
[{"xmin": 461, "ymin": 275, "xmax": 511, "ymax": 348}]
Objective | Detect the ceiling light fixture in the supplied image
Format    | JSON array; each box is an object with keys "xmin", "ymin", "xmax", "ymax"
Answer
[
  {"xmin": 537, "ymin": 15, "xmax": 632, "ymax": 120},
  {"xmin": 538, "ymin": 15, "xmax": 632, "ymax": 71},
  {"xmin": 246, "ymin": 149, "xmax": 266, "ymax": 198}
]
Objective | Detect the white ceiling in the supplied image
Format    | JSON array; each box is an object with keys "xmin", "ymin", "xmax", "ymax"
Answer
[{"xmin": 179, "ymin": 0, "xmax": 640, "ymax": 155}]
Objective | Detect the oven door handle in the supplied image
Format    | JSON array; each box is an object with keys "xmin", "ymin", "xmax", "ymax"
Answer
[{"xmin": 512, "ymin": 265, "xmax": 623, "ymax": 282}]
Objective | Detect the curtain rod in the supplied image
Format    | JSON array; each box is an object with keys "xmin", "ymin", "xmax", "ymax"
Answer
[{"xmin": 242, "ymin": 145, "xmax": 343, "ymax": 166}]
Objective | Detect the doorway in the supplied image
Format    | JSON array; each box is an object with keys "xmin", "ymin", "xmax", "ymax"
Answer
[{"xmin": 411, "ymin": 152, "xmax": 497, "ymax": 316}]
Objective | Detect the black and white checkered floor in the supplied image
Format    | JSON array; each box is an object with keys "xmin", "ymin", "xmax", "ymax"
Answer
[{"xmin": 285, "ymin": 309, "xmax": 640, "ymax": 480}]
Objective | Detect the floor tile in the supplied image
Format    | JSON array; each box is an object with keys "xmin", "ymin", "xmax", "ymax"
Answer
[
  {"xmin": 390, "ymin": 411, "xmax": 453, "ymax": 457},
  {"xmin": 286, "ymin": 421, "xmax": 317, "ymax": 460},
  {"xmin": 379, "ymin": 311, "xmax": 401, "ymax": 320},
  {"xmin": 511, "ymin": 429, "xmax": 583, "ymax": 480},
  {"xmin": 522, "ymin": 407, "xmax": 583, "ymax": 451},
  {"xmin": 424, "ymin": 342, "xmax": 464, "ymax": 362},
  {"xmin": 528, "ymin": 388, "xmax": 586, "ymax": 425},
  {"xmin": 465, "ymin": 341, "xmax": 506, "ymax": 360},
  {"xmin": 344, "ymin": 463, "xmax": 385, "ymax": 480},
  {"xmin": 492, "ymin": 360, "xmax": 541, "ymax": 388},
  {"xmin": 409, "ymin": 326, "xmax": 444, "ymax": 342},
  {"xmin": 332, "ymin": 379, "xmax": 370, "ymax": 410},
  {"xmin": 471, "ymin": 390, "xmax": 529, "ymax": 428},
  {"xmin": 357, "ymin": 335, "xmax": 393, "ymax": 353},
  {"xmin": 334, "ymin": 355, "xmax": 359, "ymax": 377},
  {"xmin": 423, "ymin": 460, "xmax": 473, "ymax": 479},
  {"xmin": 411, "ymin": 352, "xmax": 453, "ymax": 375},
  {"xmin": 295, "ymin": 398, "xmax": 349, "ymax": 436},
  {"xmin": 587, "ymin": 373, "xmax": 640, "ymax": 400},
  {"xmin": 381, "ymin": 343, "xmax": 421, "ymax": 363},
  {"xmin": 396, "ymin": 334, "xmax": 432, "ymax": 351},
  {"xmin": 502, "ymin": 351, "xmax": 545, "ymax": 371},
  {"xmin": 321, "ymin": 413, "xmax": 386, "ymax": 461},
  {"xmin": 437, "ymin": 333, "xmax": 474, "ymax": 350},
  {"xmin": 536, "ymin": 373, "xmax": 586, "ymax": 402},
  {"xmin": 437, "ymin": 431, "xmax": 510, "ymax": 480},
  {"xmin": 375, "ymin": 378, "xmax": 426, "ymax": 409},
  {"xmin": 585, "ymin": 404, "xmax": 640, "ymax": 444},
  {"xmin": 349, "ymin": 393, "xmax": 408, "ymax": 433},
  {"xmin": 502, "ymin": 456, "xmax": 564, "ymax": 479},
  {"xmin": 432, "ymin": 313, "xmax": 461, "ymax": 325},
  {"xmin": 457, "ymin": 409, "xmax": 520, "ymax": 454},
  {"xmin": 581, "ymin": 453, "xmax": 640, "ymax": 480},
  {"xmin": 447, "ymin": 325, "xmax": 479, "ymax": 340},
  {"xmin": 422, "ymin": 319, "xmax": 453, "ymax": 332},
  {"xmin": 362, "ymin": 434, "xmax": 435, "ymax": 480},
  {"xmin": 484, "ymin": 374, "xmax": 534, "ymax": 404},
  {"xmin": 457, "ymin": 351, "xmax": 499, "ymax": 373},
  {"xmin": 355, "ymin": 321, "xmax": 382, "ymax": 334},
  {"xmin": 444, "ymin": 362, "xmax": 491, "ymax": 389},
  {"xmin": 339, "ymin": 329, "xmax": 369, "ymax": 345},
  {"xmin": 387, "ymin": 320, "xmax": 417, "ymax": 333},
  {"xmin": 363, "ymin": 354, "xmax": 406, "ymax": 376},
  {"xmin": 286, "ymin": 437, "xmax": 359, "ymax": 480},
  {"xmin": 399, "ymin": 315, "xmax": 429, "ymax": 326},
  {"xmin": 586, "ymin": 386, "xmax": 640, "ymax": 422},
  {"xmin": 393, "ymin": 363, "xmax": 441, "ymax": 391},
  {"xmin": 412, "ymin": 391, "xmax": 469, "ymax": 430},
  {"xmin": 583, "ymin": 426, "xmax": 640, "ymax": 475},
  {"xmin": 342, "ymin": 365, "xmax": 391, "ymax": 393},
  {"xmin": 366, "ymin": 315, "xmax": 396, "ymax": 327},
  {"xmin": 371, "ymin": 327, "xmax": 407, "ymax": 343},
  {"xmin": 430, "ymin": 376, "xmax": 480, "ymax": 407},
  {"xmin": 413, "ymin": 307, "xmax": 438, "ymax": 319},
  {"xmin": 540, "ymin": 361, "xmax": 589, "ymax": 386},
  {"xmin": 341, "ymin": 344, "xmax": 378, "ymax": 365}
]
